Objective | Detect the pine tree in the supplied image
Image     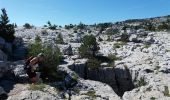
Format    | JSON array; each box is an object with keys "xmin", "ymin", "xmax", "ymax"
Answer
[
  {"xmin": 79, "ymin": 35, "xmax": 100, "ymax": 58},
  {"xmin": 0, "ymin": 8, "xmax": 15, "ymax": 42}
]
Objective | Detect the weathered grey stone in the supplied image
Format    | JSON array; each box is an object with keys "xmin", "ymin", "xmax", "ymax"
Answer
[{"xmin": 58, "ymin": 44, "xmax": 73, "ymax": 55}]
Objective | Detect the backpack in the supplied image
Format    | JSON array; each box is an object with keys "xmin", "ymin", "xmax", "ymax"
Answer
[{"xmin": 25, "ymin": 56, "xmax": 34, "ymax": 69}]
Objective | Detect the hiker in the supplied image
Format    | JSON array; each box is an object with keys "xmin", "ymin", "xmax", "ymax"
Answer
[{"xmin": 25, "ymin": 53, "xmax": 45, "ymax": 83}]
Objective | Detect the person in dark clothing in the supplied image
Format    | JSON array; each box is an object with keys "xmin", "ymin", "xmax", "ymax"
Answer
[{"xmin": 25, "ymin": 53, "xmax": 45, "ymax": 83}]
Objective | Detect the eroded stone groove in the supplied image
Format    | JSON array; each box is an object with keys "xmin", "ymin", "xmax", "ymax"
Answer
[{"xmin": 69, "ymin": 62, "xmax": 135, "ymax": 96}]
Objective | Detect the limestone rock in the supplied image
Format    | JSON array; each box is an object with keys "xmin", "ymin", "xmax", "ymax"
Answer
[{"xmin": 58, "ymin": 44, "xmax": 73, "ymax": 55}]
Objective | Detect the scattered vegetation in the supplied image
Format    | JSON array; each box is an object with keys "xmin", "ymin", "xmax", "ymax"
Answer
[
  {"xmin": 29, "ymin": 83, "xmax": 46, "ymax": 91},
  {"xmin": 150, "ymin": 97, "xmax": 156, "ymax": 100},
  {"xmin": 87, "ymin": 58, "xmax": 101, "ymax": 70},
  {"xmin": 46, "ymin": 21, "xmax": 57, "ymax": 30},
  {"xmin": 41, "ymin": 29, "xmax": 48, "ymax": 35},
  {"xmin": 77, "ymin": 22, "xmax": 86, "ymax": 30},
  {"xmin": 143, "ymin": 44, "xmax": 151, "ymax": 48},
  {"xmin": 23, "ymin": 23, "xmax": 33, "ymax": 29},
  {"xmin": 135, "ymin": 77, "xmax": 147, "ymax": 87},
  {"xmin": 65, "ymin": 24, "xmax": 75, "ymax": 30},
  {"xmin": 83, "ymin": 90, "xmax": 96, "ymax": 98},
  {"xmin": 55, "ymin": 33, "xmax": 64, "ymax": 44},
  {"xmin": 107, "ymin": 54, "xmax": 121, "ymax": 68},
  {"xmin": 154, "ymin": 66, "xmax": 160, "ymax": 71},
  {"xmin": 79, "ymin": 35, "xmax": 99, "ymax": 58},
  {"xmin": 146, "ymin": 86, "xmax": 152, "ymax": 92},
  {"xmin": 163, "ymin": 86, "xmax": 170, "ymax": 97},
  {"xmin": 0, "ymin": 8, "xmax": 15, "ymax": 42},
  {"xmin": 120, "ymin": 33, "xmax": 129, "ymax": 42},
  {"xmin": 113, "ymin": 42, "xmax": 127, "ymax": 48},
  {"xmin": 105, "ymin": 28, "xmax": 119, "ymax": 35}
]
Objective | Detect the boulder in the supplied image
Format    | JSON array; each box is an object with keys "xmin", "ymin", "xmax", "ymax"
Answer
[
  {"xmin": 13, "ymin": 46, "xmax": 27, "ymax": 60},
  {"xmin": 58, "ymin": 44, "xmax": 73, "ymax": 55},
  {"xmin": 13, "ymin": 37, "xmax": 24, "ymax": 47},
  {"xmin": 0, "ymin": 61, "xmax": 10, "ymax": 78},
  {"xmin": 87, "ymin": 67, "xmax": 119, "ymax": 95},
  {"xmin": 68, "ymin": 59, "xmax": 87, "ymax": 78},
  {"xmin": 0, "ymin": 37, "xmax": 5, "ymax": 49},
  {"xmin": 4, "ymin": 42, "xmax": 13, "ymax": 55},
  {"xmin": 0, "ymin": 86, "xmax": 7, "ymax": 100},
  {"xmin": 0, "ymin": 50, "xmax": 7, "ymax": 61},
  {"xmin": 12, "ymin": 37, "xmax": 27, "ymax": 60},
  {"xmin": 145, "ymin": 36, "xmax": 155, "ymax": 45}
]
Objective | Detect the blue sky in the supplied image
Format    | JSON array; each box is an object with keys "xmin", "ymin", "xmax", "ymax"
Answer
[{"xmin": 0, "ymin": 0, "xmax": 170, "ymax": 26}]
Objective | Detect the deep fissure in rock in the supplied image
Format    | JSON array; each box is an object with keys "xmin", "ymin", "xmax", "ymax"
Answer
[{"xmin": 69, "ymin": 64, "xmax": 135, "ymax": 97}]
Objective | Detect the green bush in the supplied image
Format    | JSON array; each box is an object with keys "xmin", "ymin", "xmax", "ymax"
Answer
[
  {"xmin": 77, "ymin": 22, "xmax": 85, "ymax": 30},
  {"xmin": 157, "ymin": 22, "xmax": 170, "ymax": 31},
  {"xmin": 79, "ymin": 35, "xmax": 99, "ymax": 58},
  {"xmin": 163, "ymin": 86, "xmax": 170, "ymax": 97},
  {"xmin": 84, "ymin": 90, "xmax": 96, "ymax": 98},
  {"xmin": 87, "ymin": 58, "xmax": 101, "ymax": 70},
  {"xmin": 143, "ymin": 44, "xmax": 151, "ymax": 49},
  {"xmin": 29, "ymin": 83, "xmax": 45, "ymax": 91},
  {"xmin": 120, "ymin": 33, "xmax": 129, "ymax": 42},
  {"xmin": 47, "ymin": 21, "xmax": 57, "ymax": 30},
  {"xmin": 23, "ymin": 23, "xmax": 32, "ymax": 29},
  {"xmin": 150, "ymin": 97, "xmax": 156, "ymax": 100},
  {"xmin": 135, "ymin": 77, "xmax": 147, "ymax": 87},
  {"xmin": 105, "ymin": 28, "xmax": 119, "ymax": 35},
  {"xmin": 0, "ymin": 8, "xmax": 15, "ymax": 42},
  {"xmin": 113, "ymin": 42, "xmax": 127, "ymax": 48},
  {"xmin": 55, "ymin": 33, "xmax": 64, "ymax": 44},
  {"xmin": 28, "ymin": 38, "xmax": 62, "ymax": 82},
  {"xmin": 107, "ymin": 54, "xmax": 121, "ymax": 68}
]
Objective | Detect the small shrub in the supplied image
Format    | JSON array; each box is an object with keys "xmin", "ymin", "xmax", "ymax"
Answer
[
  {"xmin": 113, "ymin": 42, "xmax": 127, "ymax": 48},
  {"xmin": 146, "ymin": 86, "xmax": 152, "ymax": 91},
  {"xmin": 68, "ymin": 34, "xmax": 74, "ymax": 37},
  {"xmin": 83, "ymin": 91, "xmax": 96, "ymax": 98},
  {"xmin": 144, "ymin": 44, "xmax": 151, "ymax": 48},
  {"xmin": 55, "ymin": 33, "xmax": 64, "ymax": 44},
  {"xmin": 108, "ymin": 54, "xmax": 120, "ymax": 61},
  {"xmin": 154, "ymin": 66, "xmax": 160, "ymax": 71},
  {"xmin": 87, "ymin": 58, "xmax": 101, "ymax": 70},
  {"xmin": 105, "ymin": 28, "xmax": 119, "ymax": 35},
  {"xmin": 47, "ymin": 21, "xmax": 57, "ymax": 30},
  {"xmin": 35, "ymin": 35, "xmax": 41, "ymax": 43},
  {"xmin": 77, "ymin": 22, "xmax": 85, "ymax": 30},
  {"xmin": 150, "ymin": 97, "xmax": 156, "ymax": 100},
  {"xmin": 135, "ymin": 77, "xmax": 147, "ymax": 87},
  {"xmin": 98, "ymin": 37, "xmax": 103, "ymax": 41},
  {"xmin": 79, "ymin": 35, "xmax": 99, "ymax": 58},
  {"xmin": 120, "ymin": 33, "xmax": 129, "ymax": 42},
  {"xmin": 29, "ymin": 84, "xmax": 45, "ymax": 91},
  {"xmin": 163, "ymin": 86, "xmax": 170, "ymax": 97},
  {"xmin": 41, "ymin": 29, "xmax": 48, "ymax": 35},
  {"xmin": 23, "ymin": 23, "xmax": 32, "ymax": 29},
  {"xmin": 28, "ymin": 41, "xmax": 43, "ymax": 57},
  {"xmin": 73, "ymin": 88, "xmax": 80, "ymax": 94}
]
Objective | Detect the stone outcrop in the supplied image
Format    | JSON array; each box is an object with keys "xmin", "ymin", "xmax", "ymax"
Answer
[
  {"xmin": 66, "ymin": 58, "xmax": 134, "ymax": 96},
  {"xmin": 58, "ymin": 44, "xmax": 73, "ymax": 55},
  {"xmin": 0, "ymin": 50, "xmax": 7, "ymax": 61}
]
